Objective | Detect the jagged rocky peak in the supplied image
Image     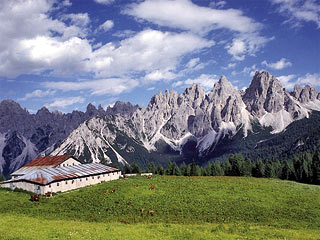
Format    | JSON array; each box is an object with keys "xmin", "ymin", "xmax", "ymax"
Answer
[
  {"xmin": 0, "ymin": 100, "xmax": 31, "ymax": 134},
  {"xmin": 292, "ymin": 84, "xmax": 319, "ymax": 103},
  {"xmin": 106, "ymin": 101, "xmax": 139, "ymax": 115},
  {"xmin": 0, "ymin": 99, "xmax": 27, "ymax": 116},
  {"xmin": 85, "ymin": 103, "xmax": 99, "ymax": 117},
  {"xmin": 36, "ymin": 106, "xmax": 51, "ymax": 116},
  {"xmin": 148, "ymin": 89, "xmax": 179, "ymax": 110},
  {"xmin": 210, "ymin": 75, "xmax": 237, "ymax": 98},
  {"xmin": 182, "ymin": 83, "xmax": 206, "ymax": 108},
  {"xmin": 243, "ymin": 70, "xmax": 284, "ymax": 117},
  {"xmin": 206, "ymin": 75, "xmax": 250, "ymax": 132}
]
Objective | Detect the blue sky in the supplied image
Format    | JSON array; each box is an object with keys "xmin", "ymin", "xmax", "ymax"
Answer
[{"xmin": 0, "ymin": 0, "xmax": 319, "ymax": 113}]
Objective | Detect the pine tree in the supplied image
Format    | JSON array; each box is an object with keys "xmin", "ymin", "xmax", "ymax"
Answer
[
  {"xmin": 223, "ymin": 160, "xmax": 232, "ymax": 176},
  {"xmin": 312, "ymin": 151, "xmax": 320, "ymax": 185},
  {"xmin": 0, "ymin": 174, "xmax": 6, "ymax": 182},
  {"xmin": 166, "ymin": 161, "xmax": 173, "ymax": 175},
  {"xmin": 211, "ymin": 161, "xmax": 224, "ymax": 176},
  {"xmin": 147, "ymin": 162, "xmax": 156, "ymax": 174},
  {"xmin": 190, "ymin": 159, "xmax": 198, "ymax": 176},
  {"xmin": 265, "ymin": 160, "xmax": 276, "ymax": 178},
  {"xmin": 131, "ymin": 162, "xmax": 141, "ymax": 174},
  {"xmin": 252, "ymin": 159, "xmax": 265, "ymax": 178},
  {"xmin": 281, "ymin": 160, "xmax": 295, "ymax": 180},
  {"xmin": 186, "ymin": 165, "xmax": 191, "ymax": 176},
  {"xmin": 228, "ymin": 154, "xmax": 244, "ymax": 176},
  {"xmin": 156, "ymin": 164, "xmax": 164, "ymax": 175},
  {"xmin": 172, "ymin": 162, "xmax": 181, "ymax": 176},
  {"xmin": 204, "ymin": 163, "xmax": 212, "ymax": 176},
  {"xmin": 180, "ymin": 162, "xmax": 188, "ymax": 176},
  {"xmin": 123, "ymin": 164, "xmax": 131, "ymax": 174},
  {"xmin": 242, "ymin": 157, "xmax": 253, "ymax": 176}
]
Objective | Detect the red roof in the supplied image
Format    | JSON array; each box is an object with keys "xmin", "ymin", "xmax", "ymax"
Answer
[{"xmin": 24, "ymin": 155, "xmax": 75, "ymax": 167}]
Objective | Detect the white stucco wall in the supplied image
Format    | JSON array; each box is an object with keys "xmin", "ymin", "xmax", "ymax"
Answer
[
  {"xmin": 44, "ymin": 171, "xmax": 121, "ymax": 193},
  {"xmin": 1, "ymin": 171, "xmax": 121, "ymax": 194},
  {"xmin": 0, "ymin": 181, "xmax": 44, "ymax": 194}
]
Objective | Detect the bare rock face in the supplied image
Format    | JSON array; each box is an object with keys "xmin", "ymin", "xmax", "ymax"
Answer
[
  {"xmin": 293, "ymin": 85, "xmax": 318, "ymax": 103},
  {"xmin": 205, "ymin": 75, "xmax": 249, "ymax": 132},
  {"xmin": 243, "ymin": 71, "xmax": 285, "ymax": 117},
  {"xmin": 106, "ymin": 101, "xmax": 139, "ymax": 115}
]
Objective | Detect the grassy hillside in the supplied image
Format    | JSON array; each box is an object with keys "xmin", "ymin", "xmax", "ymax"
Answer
[{"xmin": 1, "ymin": 176, "xmax": 320, "ymax": 239}]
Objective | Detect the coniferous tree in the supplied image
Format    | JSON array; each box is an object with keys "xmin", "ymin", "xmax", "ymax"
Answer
[
  {"xmin": 186, "ymin": 164, "xmax": 191, "ymax": 176},
  {"xmin": 123, "ymin": 164, "xmax": 131, "ymax": 174},
  {"xmin": 147, "ymin": 162, "xmax": 156, "ymax": 174},
  {"xmin": 252, "ymin": 159, "xmax": 265, "ymax": 178},
  {"xmin": 228, "ymin": 154, "xmax": 244, "ymax": 176},
  {"xmin": 156, "ymin": 164, "xmax": 164, "ymax": 175},
  {"xmin": 166, "ymin": 161, "xmax": 173, "ymax": 175},
  {"xmin": 131, "ymin": 162, "xmax": 141, "ymax": 174},
  {"xmin": 190, "ymin": 159, "xmax": 198, "ymax": 176},
  {"xmin": 0, "ymin": 174, "xmax": 6, "ymax": 182},
  {"xmin": 312, "ymin": 151, "xmax": 320, "ymax": 185},
  {"xmin": 195, "ymin": 165, "xmax": 202, "ymax": 176},
  {"xmin": 265, "ymin": 160, "xmax": 276, "ymax": 178},
  {"xmin": 281, "ymin": 160, "xmax": 295, "ymax": 180},
  {"xmin": 242, "ymin": 157, "xmax": 253, "ymax": 176},
  {"xmin": 180, "ymin": 162, "xmax": 188, "ymax": 176},
  {"xmin": 172, "ymin": 162, "xmax": 181, "ymax": 176},
  {"xmin": 223, "ymin": 160, "xmax": 232, "ymax": 176},
  {"xmin": 273, "ymin": 160, "xmax": 283, "ymax": 178},
  {"xmin": 300, "ymin": 152, "xmax": 313, "ymax": 183},
  {"xmin": 204, "ymin": 163, "xmax": 212, "ymax": 176},
  {"xmin": 211, "ymin": 161, "xmax": 224, "ymax": 176}
]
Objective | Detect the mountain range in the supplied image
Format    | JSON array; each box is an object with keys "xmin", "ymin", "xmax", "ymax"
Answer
[{"xmin": 1, "ymin": 71, "xmax": 320, "ymax": 177}]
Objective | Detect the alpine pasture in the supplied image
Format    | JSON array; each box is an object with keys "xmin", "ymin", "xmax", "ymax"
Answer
[{"xmin": 1, "ymin": 175, "xmax": 319, "ymax": 239}]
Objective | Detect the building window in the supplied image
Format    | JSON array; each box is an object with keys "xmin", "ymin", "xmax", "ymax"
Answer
[
  {"xmin": 72, "ymin": 180, "xmax": 74, "ymax": 184},
  {"xmin": 98, "ymin": 176, "xmax": 100, "ymax": 179},
  {"xmin": 49, "ymin": 185, "xmax": 51, "ymax": 188},
  {"xmin": 37, "ymin": 186, "xmax": 40, "ymax": 190},
  {"xmin": 63, "ymin": 164, "xmax": 65, "ymax": 167},
  {"xmin": 103, "ymin": 174, "xmax": 104, "ymax": 177},
  {"xmin": 66, "ymin": 181, "xmax": 68, "ymax": 185},
  {"xmin": 80, "ymin": 179, "xmax": 82, "ymax": 182},
  {"xmin": 57, "ymin": 183, "xmax": 59, "ymax": 186},
  {"xmin": 113, "ymin": 172, "xmax": 114, "ymax": 175},
  {"xmin": 86, "ymin": 177, "xmax": 88, "ymax": 181},
  {"xmin": 92, "ymin": 176, "xmax": 94, "ymax": 179}
]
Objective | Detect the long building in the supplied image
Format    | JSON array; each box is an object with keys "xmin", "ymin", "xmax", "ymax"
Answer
[{"xmin": 0, "ymin": 155, "xmax": 121, "ymax": 194}]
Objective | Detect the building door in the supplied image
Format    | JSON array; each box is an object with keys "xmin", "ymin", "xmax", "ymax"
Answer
[
  {"xmin": 34, "ymin": 185, "xmax": 41, "ymax": 194},
  {"xmin": 10, "ymin": 182, "xmax": 16, "ymax": 190}
]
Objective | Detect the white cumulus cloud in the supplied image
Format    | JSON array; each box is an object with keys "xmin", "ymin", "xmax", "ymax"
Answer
[
  {"xmin": 297, "ymin": 73, "xmax": 320, "ymax": 87},
  {"xmin": 173, "ymin": 74, "xmax": 219, "ymax": 91},
  {"xmin": 277, "ymin": 73, "xmax": 320, "ymax": 90},
  {"xmin": 124, "ymin": 0, "xmax": 261, "ymax": 34},
  {"xmin": 43, "ymin": 78, "xmax": 139, "ymax": 96},
  {"xmin": 262, "ymin": 58, "xmax": 292, "ymax": 70},
  {"xmin": 270, "ymin": 0, "xmax": 320, "ymax": 28},
  {"xmin": 87, "ymin": 29, "xmax": 214, "ymax": 78},
  {"xmin": 94, "ymin": 0, "xmax": 115, "ymax": 5},
  {"xmin": 18, "ymin": 89, "xmax": 56, "ymax": 101},
  {"xmin": 45, "ymin": 96, "xmax": 85, "ymax": 109},
  {"xmin": 98, "ymin": 20, "xmax": 114, "ymax": 32},
  {"xmin": 277, "ymin": 74, "xmax": 297, "ymax": 89}
]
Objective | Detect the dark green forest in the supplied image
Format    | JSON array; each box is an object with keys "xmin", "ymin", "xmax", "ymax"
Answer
[{"xmin": 123, "ymin": 150, "xmax": 320, "ymax": 185}]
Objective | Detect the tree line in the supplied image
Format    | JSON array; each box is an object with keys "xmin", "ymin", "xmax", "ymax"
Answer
[{"xmin": 123, "ymin": 150, "xmax": 320, "ymax": 185}]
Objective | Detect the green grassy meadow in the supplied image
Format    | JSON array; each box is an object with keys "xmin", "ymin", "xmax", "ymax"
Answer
[{"xmin": 0, "ymin": 176, "xmax": 320, "ymax": 239}]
